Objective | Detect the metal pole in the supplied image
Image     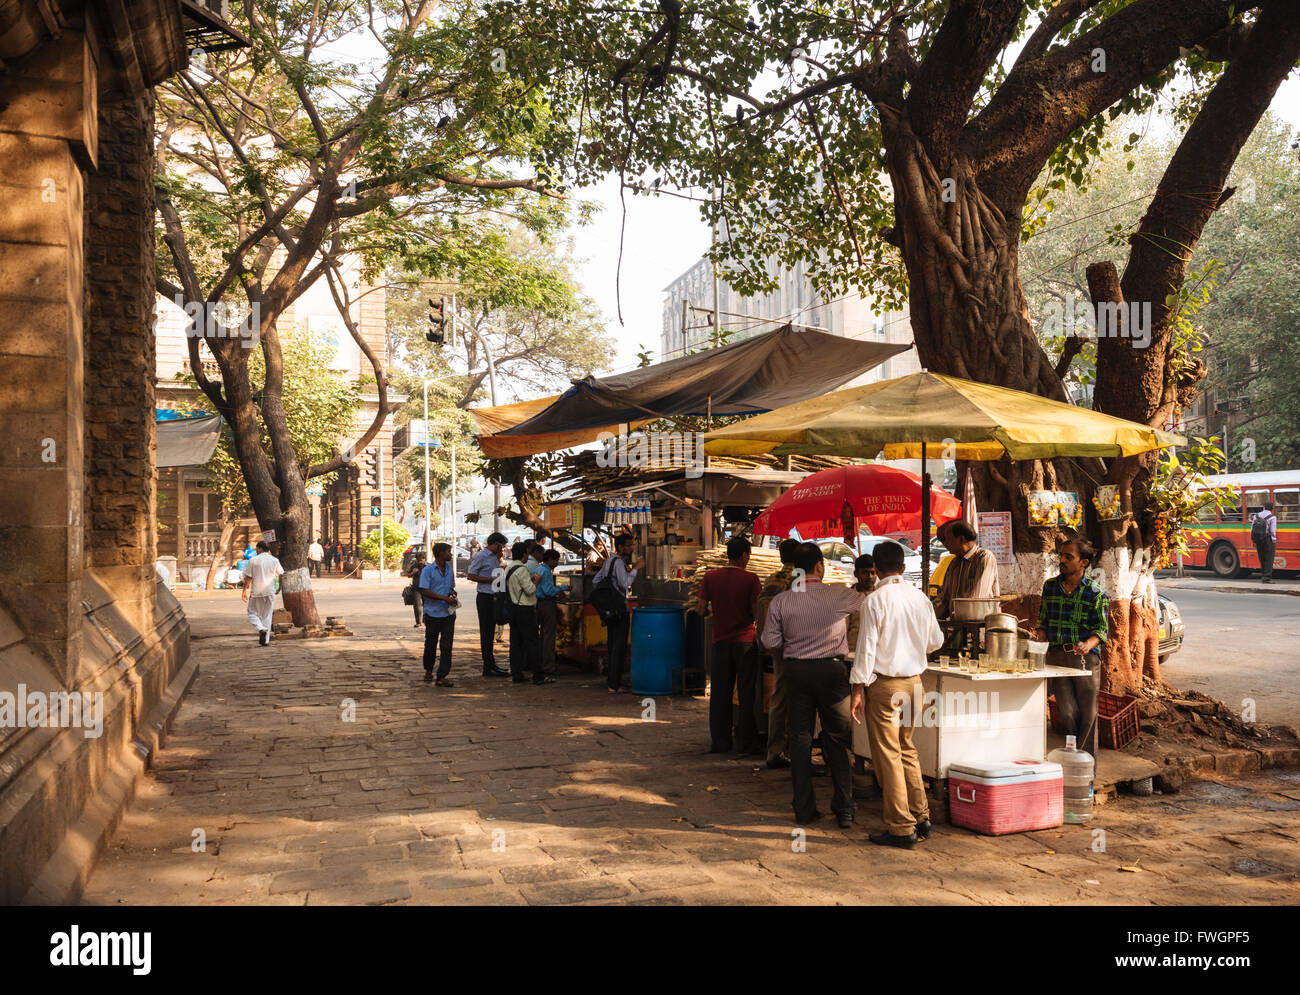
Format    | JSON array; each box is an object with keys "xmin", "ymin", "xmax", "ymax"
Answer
[
  {"xmin": 921, "ymin": 441, "xmax": 931, "ymax": 591},
  {"xmin": 378, "ymin": 436, "xmax": 385, "ymax": 584},
  {"xmin": 423, "ymin": 380, "xmax": 431, "ymax": 559}
]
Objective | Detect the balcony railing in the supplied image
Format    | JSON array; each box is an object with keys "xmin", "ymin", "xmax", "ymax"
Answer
[{"xmin": 184, "ymin": 535, "xmax": 223, "ymax": 561}]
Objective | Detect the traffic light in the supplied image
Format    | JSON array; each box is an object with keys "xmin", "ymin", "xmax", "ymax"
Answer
[
  {"xmin": 426, "ymin": 297, "xmax": 446, "ymax": 345},
  {"xmin": 370, "ymin": 496, "xmax": 381, "ymax": 517},
  {"xmin": 359, "ymin": 447, "xmax": 377, "ymax": 487}
]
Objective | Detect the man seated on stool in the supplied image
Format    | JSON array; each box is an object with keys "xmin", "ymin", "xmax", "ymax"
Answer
[
  {"xmin": 1031, "ymin": 537, "xmax": 1107, "ymax": 756},
  {"xmin": 850, "ymin": 540, "xmax": 944, "ymax": 849}
]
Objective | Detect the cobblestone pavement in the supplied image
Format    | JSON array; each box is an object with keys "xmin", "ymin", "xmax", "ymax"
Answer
[{"xmin": 81, "ymin": 582, "xmax": 1300, "ymax": 906}]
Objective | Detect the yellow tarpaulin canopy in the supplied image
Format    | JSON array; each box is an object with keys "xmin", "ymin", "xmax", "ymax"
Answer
[
  {"xmin": 702, "ymin": 371, "xmax": 1185, "ymax": 460},
  {"xmin": 470, "ymin": 396, "xmax": 648, "ymax": 459}
]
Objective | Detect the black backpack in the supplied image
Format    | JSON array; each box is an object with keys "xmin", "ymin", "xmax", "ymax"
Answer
[
  {"xmin": 589, "ymin": 558, "xmax": 629, "ymax": 625},
  {"xmin": 1251, "ymin": 513, "xmax": 1271, "ymax": 543},
  {"xmin": 493, "ymin": 565, "xmax": 524, "ymax": 625}
]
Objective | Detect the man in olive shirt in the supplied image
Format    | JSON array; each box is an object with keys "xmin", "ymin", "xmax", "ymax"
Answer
[
  {"xmin": 757, "ymin": 538, "xmax": 801, "ymax": 768},
  {"xmin": 933, "ymin": 520, "xmax": 1000, "ymax": 619}
]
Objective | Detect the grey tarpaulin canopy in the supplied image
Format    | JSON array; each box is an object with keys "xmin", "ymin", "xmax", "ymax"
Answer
[
  {"xmin": 498, "ymin": 325, "xmax": 911, "ymax": 441},
  {"xmin": 156, "ymin": 414, "xmax": 223, "ymax": 468}
]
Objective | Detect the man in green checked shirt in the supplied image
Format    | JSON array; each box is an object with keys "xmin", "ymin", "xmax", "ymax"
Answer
[{"xmin": 1031, "ymin": 538, "xmax": 1108, "ymax": 756}]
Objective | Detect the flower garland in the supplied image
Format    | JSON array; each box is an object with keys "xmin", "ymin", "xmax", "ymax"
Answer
[{"xmin": 1091, "ymin": 491, "xmax": 1122, "ymax": 519}]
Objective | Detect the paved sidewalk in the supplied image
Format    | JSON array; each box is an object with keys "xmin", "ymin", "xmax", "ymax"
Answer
[
  {"xmin": 1158, "ymin": 571, "xmax": 1300, "ymax": 597},
  {"xmin": 81, "ymin": 586, "xmax": 1300, "ymax": 905}
]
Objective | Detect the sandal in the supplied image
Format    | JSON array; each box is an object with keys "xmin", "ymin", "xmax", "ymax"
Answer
[{"xmin": 435, "ymin": 678, "xmax": 455, "ymax": 687}]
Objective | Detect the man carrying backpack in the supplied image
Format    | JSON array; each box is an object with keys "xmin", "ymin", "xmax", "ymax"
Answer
[
  {"xmin": 1253, "ymin": 502, "xmax": 1278, "ymax": 584},
  {"xmin": 592, "ymin": 533, "xmax": 643, "ymax": 693}
]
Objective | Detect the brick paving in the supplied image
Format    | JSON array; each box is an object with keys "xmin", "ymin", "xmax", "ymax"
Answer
[{"xmin": 81, "ymin": 582, "xmax": 1300, "ymax": 905}]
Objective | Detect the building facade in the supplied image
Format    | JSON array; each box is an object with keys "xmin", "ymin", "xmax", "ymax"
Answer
[{"xmin": 660, "ymin": 253, "xmax": 920, "ymax": 384}]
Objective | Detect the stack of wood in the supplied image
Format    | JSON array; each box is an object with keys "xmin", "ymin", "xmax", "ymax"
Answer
[{"xmin": 684, "ymin": 544, "xmax": 854, "ymax": 600}]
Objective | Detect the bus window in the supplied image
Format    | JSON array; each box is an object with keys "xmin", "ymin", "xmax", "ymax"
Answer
[
  {"xmin": 1195, "ymin": 503, "xmax": 1219, "ymax": 524},
  {"xmin": 1275, "ymin": 488, "xmax": 1299, "ymax": 523},
  {"xmin": 1219, "ymin": 489, "xmax": 1241, "ymax": 523},
  {"xmin": 1244, "ymin": 489, "xmax": 1269, "ymax": 518}
]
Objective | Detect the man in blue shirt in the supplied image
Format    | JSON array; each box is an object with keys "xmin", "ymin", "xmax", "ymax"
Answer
[
  {"xmin": 466, "ymin": 531, "xmax": 510, "ymax": 677},
  {"xmin": 419, "ymin": 542, "xmax": 459, "ymax": 686},
  {"xmin": 535, "ymin": 548, "xmax": 563, "ymax": 682}
]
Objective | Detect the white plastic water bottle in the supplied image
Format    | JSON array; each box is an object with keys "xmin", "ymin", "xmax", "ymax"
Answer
[{"xmin": 1047, "ymin": 735, "xmax": 1095, "ymax": 824}]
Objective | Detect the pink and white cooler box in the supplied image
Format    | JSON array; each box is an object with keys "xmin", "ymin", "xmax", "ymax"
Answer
[{"xmin": 948, "ymin": 759, "xmax": 1063, "ymax": 835}]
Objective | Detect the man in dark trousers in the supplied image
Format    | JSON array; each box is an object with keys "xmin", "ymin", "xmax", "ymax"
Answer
[
  {"xmin": 1033, "ymin": 538, "xmax": 1108, "ymax": 756},
  {"xmin": 505, "ymin": 540, "xmax": 546, "ymax": 684},
  {"xmin": 758, "ymin": 538, "xmax": 801, "ymax": 768},
  {"xmin": 762, "ymin": 542, "xmax": 865, "ymax": 827},
  {"xmin": 1253, "ymin": 502, "xmax": 1277, "ymax": 583},
  {"xmin": 466, "ymin": 531, "xmax": 510, "ymax": 677},
  {"xmin": 592, "ymin": 532, "xmax": 642, "ymax": 692},
  {"xmin": 698, "ymin": 536, "xmax": 763, "ymax": 754},
  {"xmin": 535, "ymin": 547, "xmax": 563, "ymax": 682},
  {"xmin": 418, "ymin": 542, "xmax": 458, "ymax": 686}
]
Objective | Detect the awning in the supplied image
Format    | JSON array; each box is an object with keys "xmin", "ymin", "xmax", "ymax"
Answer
[
  {"xmin": 469, "ymin": 395, "xmax": 648, "ymax": 458},
  {"xmin": 156, "ymin": 413, "xmax": 222, "ymax": 468},
  {"xmin": 473, "ymin": 325, "xmax": 909, "ymax": 458}
]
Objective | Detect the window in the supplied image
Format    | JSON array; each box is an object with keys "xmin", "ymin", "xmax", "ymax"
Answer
[
  {"xmin": 187, "ymin": 491, "xmax": 223, "ymax": 534},
  {"xmin": 1195, "ymin": 503, "xmax": 1219, "ymax": 524},
  {"xmin": 1275, "ymin": 489, "xmax": 1299, "ymax": 523},
  {"xmin": 1219, "ymin": 489, "xmax": 1241, "ymax": 523},
  {"xmin": 1244, "ymin": 489, "xmax": 1270, "ymax": 519}
]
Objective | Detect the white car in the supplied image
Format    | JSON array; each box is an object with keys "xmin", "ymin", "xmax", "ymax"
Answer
[{"xmin": 817, "ymin": 537, "xmax": 923, "ymax": 587}]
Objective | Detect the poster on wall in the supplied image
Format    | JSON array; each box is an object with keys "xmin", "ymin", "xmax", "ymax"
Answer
[
  {"xmin": 1092, "ymin": 484, "xmax": 1123, "ymax": 520},
  {"xmin": 1028, "ymin": 490, "xmax": 1083, "ymax": 528},
  {"xmin": 976, "ymin": 511, "xmax": 1014, "ymax": 565}
]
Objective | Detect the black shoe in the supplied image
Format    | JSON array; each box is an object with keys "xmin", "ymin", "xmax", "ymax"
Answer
[
  {"xmin": 423, "ymin": 671, "xmax": 434, "ymax": 683},
  {"xmin": 916, "ymin": 819, "xmax": 933, "ymax": 841},
  {"xmin": 766, "ymin": 754, "xmax": 791, "ymax": 769},
  {"xmin": 482, "ymin": 667, "xmax": 509, "ymax": 677},
  {"xmin": 869, "ymin": 830, "xmax": 918, "ymax": 849},
  {"xmin": 837, "ymin": 812, "xmax": 854, "ymax": 829},
  {"xmin": 795, "ymin": 811, "xmax": 823, "ymax": 826}
]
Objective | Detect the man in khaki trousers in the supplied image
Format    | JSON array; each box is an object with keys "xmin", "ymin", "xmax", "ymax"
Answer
[{"xmin": 850, "ymin": 541, "xmax": 944, "ymax": 848}]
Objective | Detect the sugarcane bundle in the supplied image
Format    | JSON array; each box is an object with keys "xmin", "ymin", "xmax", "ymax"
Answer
[{"xmin": 684, "ymin": 544, "xmax": 853, "ymax": 600}]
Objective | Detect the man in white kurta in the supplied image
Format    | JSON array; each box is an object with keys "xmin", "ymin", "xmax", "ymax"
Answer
[{"xmin": 242, "ymin": 541, "xmax": 284, "ymax": 645}]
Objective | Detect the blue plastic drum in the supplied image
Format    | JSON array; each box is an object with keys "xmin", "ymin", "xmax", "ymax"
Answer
[{"xmin": 630, "ymin": 605, "xmax": 686, "ymax": 695}]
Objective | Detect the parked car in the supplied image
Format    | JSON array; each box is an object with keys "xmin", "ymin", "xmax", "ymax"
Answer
[
  {"xmin": 816, "ymin": 537, "xmax": 923, "ymax": 587},
  {"xmin": 1157, "ymin": 592, "xmax": 1183, "ymax": 663}
]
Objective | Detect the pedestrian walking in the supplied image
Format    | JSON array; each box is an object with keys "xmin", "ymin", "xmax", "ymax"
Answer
[
  {"xmin": 762, "ymin": 542, "xmax": 865, "ymax": 827},
  {"xmin": 697, "ymin": 536, "xmax": 763, "ymax": 754},
  {"xmin": 418, "ymin": 542, "xmax": 458, "ymax": 686},
  {"xmin": 331, "ymin": 541, "xmax": 342, "ymax": 574},
  {"xmin": 758, "ymin": 538, "xmax": 801, "ymax": 769},
  {"xmin": 1253, "ymin": 502, "xmax": 1278, "ymax": 583},
  {"xmin": 592, "ymin": 532, "xmax": 642, "ymax": 692},
  {"xmin": 505, "ymin": 540, "xmax": 545, "ymax": 684},
  {"xmin": 535, "ymin": 548, "xmax": 562, "ymax": 682},
  {"xmin": 850, "ymin": 540, "xmax": 944, "ymax": 848},
  {"xmin": 406, "ymin": 552, "xmax": 427, "ymax": 626},
  {"xmin": 308, "ymin": 538, "xmax": 324, "ymax": 578},
  {"xmin": 1032, "ymin": 538, "xmax": 1107, "ymax": 757},
  {"xmin": 466, "ymin": 532, "xmax": 510, "ymax": 677},
  {"xmin": 240, "ymin": 541, "xmax": 283, "ymax": 646}
]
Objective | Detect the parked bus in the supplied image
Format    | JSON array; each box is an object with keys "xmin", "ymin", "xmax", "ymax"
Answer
[{"xmin": 1185, "ymin": 470, "xmax": 1300, "ymax": 577}]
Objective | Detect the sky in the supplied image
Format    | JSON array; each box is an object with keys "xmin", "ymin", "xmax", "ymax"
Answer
[{"xmin": 566, "ymin": 77, "xmax": 1300, "ymax": 375}]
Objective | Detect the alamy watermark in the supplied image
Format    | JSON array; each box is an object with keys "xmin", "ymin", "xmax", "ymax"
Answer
[
  {"xmin": 0, "ymin": 684, "xmax": 103, "ymax": 738},
  {"xmin": 1042, "ymin": 295, "xmax": 1151, "ymax": 350},
  {"xmin": 168, "ymin": 293, "xmax": 261, "ymax": 349},
  {"xmin": 890, "ymin": 688, "xmax": 1002, "ymax": 738},
  {"xmin": 597, "ymin": 424, "xmax": 705, "ymax": 479}
]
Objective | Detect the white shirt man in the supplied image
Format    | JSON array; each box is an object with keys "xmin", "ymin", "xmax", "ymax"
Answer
[
  {"xmin": 242, "ymin": 544, "xmax": 284, "ymax": 645},
  {"xmin": 308, "ymin": 540, "xmax": 324, "ymax": 576},
  {"xmin": 850, "ymin": 560, "xmax": 944, "ymax": 848}
]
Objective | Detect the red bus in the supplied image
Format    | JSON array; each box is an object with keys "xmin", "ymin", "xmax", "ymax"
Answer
[{"xmin": 1185, "ymin": 471, "xmax": 1300, "ymax": 577}]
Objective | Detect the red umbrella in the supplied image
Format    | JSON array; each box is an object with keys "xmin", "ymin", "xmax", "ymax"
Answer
[{"xmin": 753, "ymin": 464, "xmax": 963, "ymax": 539}]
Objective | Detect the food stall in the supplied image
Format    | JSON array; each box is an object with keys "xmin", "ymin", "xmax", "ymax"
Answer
[{"xmin": 703, "ymin": 370, "xmax": 1186, "ymax": 790}]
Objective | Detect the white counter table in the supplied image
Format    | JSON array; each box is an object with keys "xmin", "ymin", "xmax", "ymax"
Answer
[{"xmin": 850, "ymin": 663, "xmax": 1091, "ymax": 779}]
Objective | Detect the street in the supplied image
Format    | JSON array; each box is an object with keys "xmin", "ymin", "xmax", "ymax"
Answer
[
  {"xmin": 76, "ymin": 580, "xmax": 1300, "ymax": 906},
  {"xmin": 1160, "ymin": 581, "xmax": 1300, "ymax": 732}
]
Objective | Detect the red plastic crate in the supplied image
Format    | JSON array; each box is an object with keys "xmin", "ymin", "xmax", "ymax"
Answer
[{"xmin": 1048, "ymin": 692, "xmax": 1139, "ymax": 750}]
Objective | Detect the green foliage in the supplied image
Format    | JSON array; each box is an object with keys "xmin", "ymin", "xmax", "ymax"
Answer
[
  {"xmin": 1143, "ymin": 437, "xmax": 1238, "ymax": 561},
  {"xmin": 176, "ymin": 330, "xmax": 360, "ymax": 517},
  {"xmin": 359, "ymin": 519, "xmax": 410, "ymax": 568}
]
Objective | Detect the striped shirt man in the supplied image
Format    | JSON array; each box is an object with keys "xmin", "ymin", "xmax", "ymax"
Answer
[{"xmin": 761, "ymin": 579, "xmax": 865, "ymax": 659}]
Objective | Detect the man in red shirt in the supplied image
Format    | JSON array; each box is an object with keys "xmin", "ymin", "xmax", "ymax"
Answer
[{"xmin": 698, "ymin": 536, "xmax": 763, "ymax": 755}]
